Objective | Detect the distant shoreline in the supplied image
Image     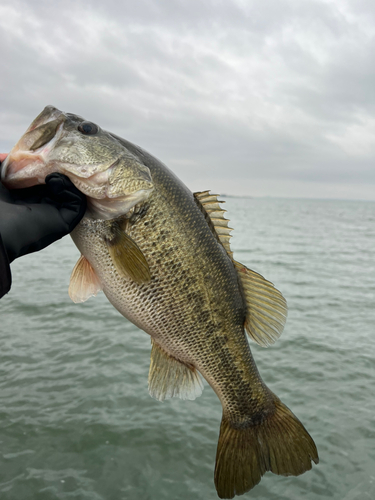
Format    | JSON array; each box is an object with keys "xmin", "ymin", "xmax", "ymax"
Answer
[{"xmin": 220, "ymin": 194, "xmax": 375, "ymax": 203}]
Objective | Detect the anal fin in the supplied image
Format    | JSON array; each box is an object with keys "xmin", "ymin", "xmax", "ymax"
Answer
[
  {"xmin": 69, "ymin": 255, "xmax": 102, "ymax": 303},
  {"xmin": 148, "ymin": 339, "xmax": 204, "ymax": 402}
]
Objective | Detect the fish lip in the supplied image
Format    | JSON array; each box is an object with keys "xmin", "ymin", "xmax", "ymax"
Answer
[
  {"xmin": 1, "ymin": 150, "xmax": 44, "ymax": 187},
  {"xmin": 1, "ymin": 121, "xmax": 66, "ymax": 188},
  {"xmin": 25, "ymin": 106, "xmax": 65, "ymax": 133},
  {"xmin": 1, "ymin": 106, "xmax": 66, "ymax": 185}
]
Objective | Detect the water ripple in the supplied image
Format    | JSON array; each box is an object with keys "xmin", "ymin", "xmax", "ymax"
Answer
[{"xmin": 1, "ymin": 198, "xmax": 374, "ymax": 499}]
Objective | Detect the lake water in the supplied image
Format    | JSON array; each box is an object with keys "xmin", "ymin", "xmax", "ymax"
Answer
[{"xmin": 1, "ymin": 196, "xmax": 374, "ymax": 500}]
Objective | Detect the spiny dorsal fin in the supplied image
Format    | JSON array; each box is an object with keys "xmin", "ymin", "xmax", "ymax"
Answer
[
  {"xmin": 234, "ymin": 260, "xmax": 288, "ymax": 347},
  {"xmin": 105, "ymin": 221, "xmax": 151, "ymax": 284},
  {"xmin": 194, "ymin": 191, "xmax": 233, "ymax": 258},
  {"xmin": 148, "ymin": 339, "xmax": 204, "ymax": 402},
  {"xmin": 194, "ymin": 191, "xmax": 287, "ymax": 347},
  {"xmin": 69, "ymin": 255, "xmax": 102, "ymax": 303}
]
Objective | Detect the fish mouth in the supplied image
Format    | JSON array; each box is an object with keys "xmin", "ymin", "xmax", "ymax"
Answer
[
  {"xmin": 25, "ymin": 105, "xmax": 65, "ymax": 134},
  {"xmin": 1, "ymin": 140, "xmax": 119, "ymax": 198},
  {"xmin": 1, "ymin": 106, "xmax": 66, "ymax": 189},
  {"xmin": 1, "ymin": 105, "xmax": 155, "ymax": 220},
  {"xmin": 0, "ymin": 126, "xmax": 133, "ymax": 203},
  {"xmin": 1, "ymin": 106, "xmax": 115, "ymax": 194}
]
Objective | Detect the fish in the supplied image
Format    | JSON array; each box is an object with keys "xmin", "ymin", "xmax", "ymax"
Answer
[{"xmin": 1, "ymin": 106, "xmax": 318, "ymax": 498}]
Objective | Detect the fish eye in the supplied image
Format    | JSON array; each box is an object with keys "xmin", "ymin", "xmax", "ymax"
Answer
[{"xmin": 78, "ymin": 121, "xmax": 99, "ymax": 135}]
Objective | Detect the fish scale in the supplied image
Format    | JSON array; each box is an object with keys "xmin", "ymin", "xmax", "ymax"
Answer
[{"xmin": 1, "ymin": 106, "xmax": 318, "ymax": 499}]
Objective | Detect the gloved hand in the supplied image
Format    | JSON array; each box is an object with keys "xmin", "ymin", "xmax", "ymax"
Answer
[{"xmin": 0, "ymin": 172, "xmax": 87, "ymax": 262}]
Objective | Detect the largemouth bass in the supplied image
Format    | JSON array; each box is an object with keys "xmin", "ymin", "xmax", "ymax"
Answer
[{"xmin": 1, "ymin": 106, "xmax": 318, "ymax": 498}]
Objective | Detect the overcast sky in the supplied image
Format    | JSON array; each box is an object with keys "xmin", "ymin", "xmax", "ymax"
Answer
[{"xmin": 1, "ymin": 0, "xmax": 374, "ymax": 200}]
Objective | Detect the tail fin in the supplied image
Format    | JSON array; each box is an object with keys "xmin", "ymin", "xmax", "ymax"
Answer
[{"xmin": 214, "ymin": 398, "xmax": 318, "ymax": 499}]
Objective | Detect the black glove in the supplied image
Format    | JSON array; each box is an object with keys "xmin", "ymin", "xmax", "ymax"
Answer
[{"xmin": 0, "ymin": 172, "xmax": 87, "ymax": 263}]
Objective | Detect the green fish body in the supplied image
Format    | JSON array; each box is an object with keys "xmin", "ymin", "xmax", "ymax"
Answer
[{"xmin": 1, "ymin": 107, "xmax": 318, "ymax": 498}]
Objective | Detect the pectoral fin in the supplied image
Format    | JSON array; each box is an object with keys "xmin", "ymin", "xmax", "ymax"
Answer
[
  {"xmin": 105, "ymin": 221, "xmax": 151, "ymax": 283},
  {"xmin": 148, "ymin": 339, "xmax": 204, "ymax": 402},
  {"xmin": 234, "ymin": 261, "xmax": 288, "ymax": 347},
  {"xmin": 69, "ymin": 255, "xmax": 102, "ymax": 303}
]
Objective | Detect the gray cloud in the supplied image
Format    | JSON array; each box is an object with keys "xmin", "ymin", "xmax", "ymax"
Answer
[{"xmin": 0, "ymin": 0, "xmax": 374, "ymax": 199}]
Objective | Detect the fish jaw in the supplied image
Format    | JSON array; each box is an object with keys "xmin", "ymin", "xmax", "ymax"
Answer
[
  {"xmin": 24, "ymin": 105, "xmax": 65, "ymax": 133},
  {"xmin": 1, "ymin": 118, "xmax": 66, "ymax": 189}
]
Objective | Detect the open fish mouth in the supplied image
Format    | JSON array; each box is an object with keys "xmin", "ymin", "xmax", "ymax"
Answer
[
  {"xmin": 1, "ymin": 141, "xmax": 122, "ymax": 202},
  {"xmin": 1, "ymin": 106, "xmax": 66, "ymax": 189},
  {"xmin": 1, "ymin": 106, "xmax": 115, "ymax": 197}
]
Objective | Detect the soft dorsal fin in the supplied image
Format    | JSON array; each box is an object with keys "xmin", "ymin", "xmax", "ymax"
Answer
[
  {"xmin": 105, "ymin": 220, "xmax": 151, "ymax": 284},
  {"xmin": 148, "ymin": 339, "xmax": 204, "ymax": 401},
  {"xmin": 69, "ymin": 255, "xmax": 102, "ymax": 303},
  {"xmin": 194, "ymin": 191, "xmax": 233, "ymax": 258},
  {"xmin": 234, "ymin": 260, "xmax": 288, "ymax": 347}
]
